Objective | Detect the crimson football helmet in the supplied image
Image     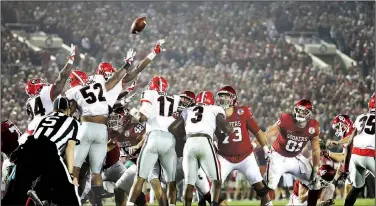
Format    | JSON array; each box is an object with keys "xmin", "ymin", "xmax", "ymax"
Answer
[
  {"xmin": 148, "ymin": 76, "xmax": 168, "ymax": 93},
  {"xmin": 96, "ymin": 62, "xmax": 116, "ymax": 80},
  {"xmin": 68, "ymin": 70, "xmax": 89, "ymax": 88},
  {"xmin": 332, "ymin": 114, "xmax": 353, "ymax": 138},
  {"xmin": 369, "ymin": 93, "xmax": 375, "ymax": 112},
  {"xmin": 293, "ymin": 99, "xmax": 313, "ymax": 122},
  {"xmin": 25, "ymin": 78, "xmax": 49, "ymax": 97},
  {"xmin": 179, "ymin": 90, "xmax": 196, "ymax": 110},
  {"xmin": 108, "ymin": 107, "xmax": 132, "ymax": 130},
  {"xmin": 217, "ymin": 86, "xmax": 237, "ymax": 109},
  {"xmin": 318, "ymin": 164, "xmax": 336, "ymax": 182},
  {"xmin": 196, "ymin": 91, "xmax": 215, "ymax": 105}
]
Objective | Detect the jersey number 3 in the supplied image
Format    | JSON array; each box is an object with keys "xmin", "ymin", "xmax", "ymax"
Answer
[
  {"xmin": 191, "ymin": 106, "xmax": 204, "ymax": 123},
  {"xmin": 80, "ymin": 83, "xmax": 107, "ymax": 104}
]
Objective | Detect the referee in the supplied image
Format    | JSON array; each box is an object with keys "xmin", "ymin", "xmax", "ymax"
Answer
[{"xmin": 2, "ymin": 97, "xmax": 81, "ymax": 206}]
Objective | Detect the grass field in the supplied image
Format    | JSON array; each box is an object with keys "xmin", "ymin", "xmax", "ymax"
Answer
[{"xmin": 98, "ymin": 198, "xmax": 375, "ymax": 206}]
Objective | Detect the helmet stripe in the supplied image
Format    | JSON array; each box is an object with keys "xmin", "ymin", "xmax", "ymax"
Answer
[
  {"xmin": 202, "ymin": 91, "xmax": 206, "ymax": 104},
  {"xmin": 159, "ymin": 76, "xmax": 162, "ymax": 91},
  {"xmin": 72, "ymin": 71, "xmax": 85, "ymax": 85}
]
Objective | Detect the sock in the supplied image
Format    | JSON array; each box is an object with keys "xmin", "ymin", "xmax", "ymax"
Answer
[
  {"xmin": 91, "ymin": 185, "xmax": 104, "ymax": 206},
  {"xmin": 307, "ymin": 189, "xmax": 320, "ymax": 206},
  {"xmin": 126, "ymin": 201, "xmax": 135, "ymax": 206},
  {"xmin": 135, "ymin": 192, "xmax": 147, "ymax": 206},
  {"xmin": 203, "ymin": 192, "xmax": 212, "ymax": 203},
  {"xmin": 344, "ymin": 187, "xmax": 362, "ymax": 206}
]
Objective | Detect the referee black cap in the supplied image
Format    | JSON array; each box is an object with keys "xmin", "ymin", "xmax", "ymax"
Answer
[{"xmin": 53, "ymin": 96, "xmax": 70, "ymax": 111}]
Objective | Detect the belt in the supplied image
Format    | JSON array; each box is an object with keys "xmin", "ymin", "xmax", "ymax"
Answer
[
  {"xmin": 188, "ymin": 133, "xmax": 211, "ymax": 139},
  {"xmin": 352, "ymin": 147, "xmax": 375, "ymax": 157}
]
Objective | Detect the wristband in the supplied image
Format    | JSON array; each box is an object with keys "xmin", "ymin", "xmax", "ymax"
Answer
[
  {"xmin": 251, "ymin": 142, "xmax": 257, "ymax": 148},
  {"xmin": 67, "ymin": 58, "xmax": 74, "ymax": 65},
  {"xmin": 147, "ymin": 51, "xmax": 157, "ymax": 60},
  {"xmin": 263, "ymin": 145, "xmax": 269, "ymax": 154}
]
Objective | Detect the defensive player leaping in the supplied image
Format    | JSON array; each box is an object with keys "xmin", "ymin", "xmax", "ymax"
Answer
[{"xmin": 264, "ymin": 99, "xmax": 322, "ymax": 206}]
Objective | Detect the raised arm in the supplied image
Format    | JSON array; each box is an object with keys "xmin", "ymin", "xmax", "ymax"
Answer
[
  {"xmin": 264, "ymin": 120, "xmax": 281, "ymax": 145},
  {"xmin": 51, "ymin": 44, "xmax": 76, "ymax": 101},
  {"xmin": 123, "ymin": 39, "xmax": 165, "ymax": 83},
  {"xmin": 105, "ymin": 48, "xmax": 136, "ymax": 91},
  {"xmin": 117, "ymin": 77, "xmax": 139, "ymax": 100}
]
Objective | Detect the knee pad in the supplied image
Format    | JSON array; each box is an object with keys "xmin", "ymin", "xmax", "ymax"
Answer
[
  {"xmin": 135, "ymin": 192, "xmax": 146, "ymax": 206},
  {"xmin": 255, "ymin": 185, "xmax": 269, "ymax": 197}
]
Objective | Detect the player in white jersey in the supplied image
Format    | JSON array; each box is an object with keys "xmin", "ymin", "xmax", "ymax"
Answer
[
  {"xmin": 94, "ymin": 39, "xmax": 166, "ymax": 108},
  {"xmin": 168, "ymin": 91, "xmax": 234, "ymax": 206},
  {"xmin": 127, "ymin": 76, "xmax": 180, "ymax": 206},
  {"xmin": 23, "ymin": 44, "xmax": 76, "ymax": 138},
  {"xmin": 340, "ymin": 94, "xmax": 375, "ymax": 206},
  {"xmin": 65, "ymin": 48, "xmax": 136, "ymax": 206}
]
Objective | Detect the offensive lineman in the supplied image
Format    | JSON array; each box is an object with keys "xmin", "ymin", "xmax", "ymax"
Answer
[
  {"xmin": 127, "ymin": 76, "xmax": 180, "ymax": 206},
  {"xmin": 215, "ymin": 86, "xmax": 272, "ymax": 206},
  {"xmin": 264, "ymin": 99, "xmax": 322, "ymax": 206},
  {"xmin": 168, "ymin": 91, "xmax": 234, "ymax": 206}
]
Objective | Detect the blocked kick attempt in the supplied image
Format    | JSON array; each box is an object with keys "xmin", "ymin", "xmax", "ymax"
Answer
[
  {"xmin": 264, "ymin": 99, "xmax": 322, "ymax": 206},
  {"xmin": 169, "ymin": 91, "xmax": 233, "ymax": 206}
]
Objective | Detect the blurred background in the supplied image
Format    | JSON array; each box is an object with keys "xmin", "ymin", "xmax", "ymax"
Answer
[{"xmin": 1, "ymin": 1, "xmax": 375, "ymax": 204}]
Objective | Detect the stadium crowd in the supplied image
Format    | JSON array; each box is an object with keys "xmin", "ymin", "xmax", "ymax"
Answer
[{"xmin": 1, "ymin": 1, "xmax": 375, "ymax": 201}]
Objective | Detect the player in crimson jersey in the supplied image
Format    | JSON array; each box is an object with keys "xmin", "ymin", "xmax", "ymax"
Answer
[
  {"xmin": 264, "ymin": 99, "xmax": 321, "ymax": 206},
  {"xmin": 214, "ymin": 86, "xmax": 272, "ymax": 206},
  {"xmin": 1, "ymin": 120, "xmax": 22, "ymax": 158},
  {"xmin": 288, "ymin": 165, "xmax": 336, "ymax": 206}
]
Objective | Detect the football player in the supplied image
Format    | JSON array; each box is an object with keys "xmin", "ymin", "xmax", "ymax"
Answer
[
  {"xmin": 339, "ymin": 94, "xmax": 375, "ymax": 206},
  {"xmin": 264, "ymin": 99, "xmax": 321, "ymax": 206},
  {"xmin": 23, "ymin": 44, "xmax": 76, "ymax": 138},
  {"xmin": 168, "ymin": 91, "xmax": 234, "ymax": 206},
  {"xmin": 66, "ymin": 48, "xmax": 136, "ymax": 206},
  {"xmin": 215, "ymin": 86, "xmax": 272, "ymax": 206},
  {"xmin": 127, "ymin": 76, "xmax": 180, "ymax": 206},
  {"xmin": 288, "ymin": 165, "xmax": 336, "ymax": 206},
  {"xmin": 94, "ymin": 39, "xmax": 164, "ymax": 109},
  {"xmin": 148, "ymin": 91, "xmax": 215, "ymax": 205}
]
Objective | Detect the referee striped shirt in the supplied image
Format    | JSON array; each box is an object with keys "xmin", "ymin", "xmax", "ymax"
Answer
[{"xmin": 33, "ymin": 112, "xmax": 80, "ymax": 156}]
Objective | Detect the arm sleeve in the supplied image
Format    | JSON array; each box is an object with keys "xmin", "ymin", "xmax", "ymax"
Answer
[
  {"xmin": 245, "ymin": 107, "xmax": 261, "ymax": 134},
  {"xmin": 181, "ymin": 109, "xmax": 188, "ymax": 121}
]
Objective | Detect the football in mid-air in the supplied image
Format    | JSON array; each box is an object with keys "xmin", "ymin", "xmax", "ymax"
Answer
[{"xmin": 130, "ymin": 17, "xmax": 147, "ymax": 34}]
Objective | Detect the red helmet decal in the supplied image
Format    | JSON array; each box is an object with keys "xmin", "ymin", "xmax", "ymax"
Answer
[
  {"xmin": 148, "ymin": 76, "xmax": 168, "ymax": 92},
  {"xmin": 196, "ymin": 91, "xmax": 215, "ymax": 105}
]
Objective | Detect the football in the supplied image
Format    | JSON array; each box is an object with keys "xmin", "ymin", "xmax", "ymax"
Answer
[{"xmin": 130, "ymin": 17, "xmax": 147, "ymax": 34}]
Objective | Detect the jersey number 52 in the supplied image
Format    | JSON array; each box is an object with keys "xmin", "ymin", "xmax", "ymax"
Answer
[{"xmin": 80, "ymin": 83, "xmax": 107, "ymax": 104}]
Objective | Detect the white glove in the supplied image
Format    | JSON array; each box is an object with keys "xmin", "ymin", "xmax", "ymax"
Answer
[
  {"xmin": 67, "ymin": 44, "xmax": 76, "ymax": 64},
  {"xmin": 309, "ymin": 173, "xmax": 322, "ymax": 190},
  {"xmin": 129, "ymin": 108, "xmax": 141, "ymax": 121},
  {"xmin": 128, "ymin": 146, "xmax": 138, "ymax": 155},
  {"xmin": 124, "ymin": 48, "xmax": 136, "ymax": 65},
  {"xmin": 147, "ymin": 39, "xmax": 165, "ymax": 60},
  {"xmin": 120, "ymin": 93, "xmax": 138, "ymax": 106}
]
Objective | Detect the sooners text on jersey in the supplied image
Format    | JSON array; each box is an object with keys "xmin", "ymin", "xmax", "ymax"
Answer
[
  {"xmin": 272, "ymin": 113, "xmax": 320, "ymax": 157},
  {"xmin": 215, "ymin": 106, "xmax": 260, "ymax": 163}
]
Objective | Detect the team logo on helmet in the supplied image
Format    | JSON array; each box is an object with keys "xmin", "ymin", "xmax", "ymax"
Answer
[
  {"xmin": 237, "ymin": 108, "xmax": 244, "ymax": 115},
  {"xmin": 124, "ymin": 130, "xmax": 130, "ymax": 138},
  {"xmin": 309, "ymin": 127, "xmax": 315, "ymax": 134},
  {"xmin": 319, "ymin": 169, "xmax": 327, "ymax": 177}
]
